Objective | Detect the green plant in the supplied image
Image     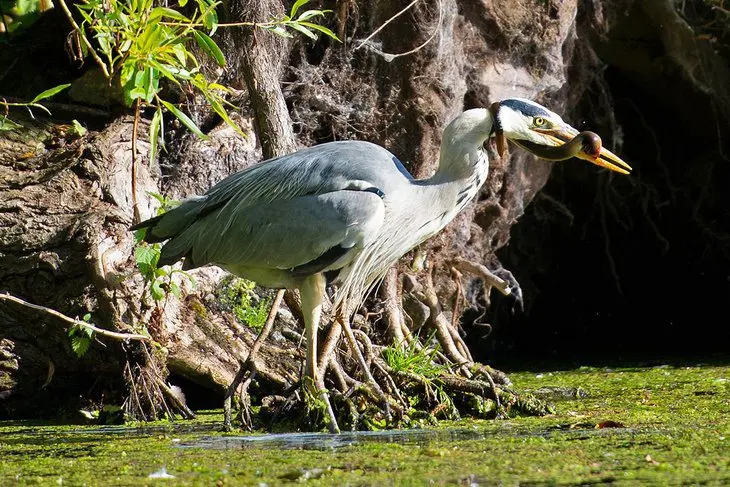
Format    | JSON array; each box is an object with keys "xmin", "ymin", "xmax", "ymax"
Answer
[
  {"xmin": 382, "ymin": 335, "xmax": 447, "ymax": 379},
  {"xmin": 219, "ymin": 277, "xmax": 270, "ymax": 331},
  {"xmin": 0, "ymin": 0, "xmax": 53, "ymax": 34},
  {"xmin": 63, "ymin": 0, "xmax": 337, "ymax": 158},
  {"xmin": 134, "ymin": 192, "xmax": 195, "ymax": 302},
  {"xmin": 0, "ymin": 84, "xmax": 71, "ymax": 130},
  {"xmin": 68, "ymin": 313, "xmax": 94, "ymax": 357},
  {"xmin": 383, "ymin": 335, "xmax": 460, "ymax": 419}
]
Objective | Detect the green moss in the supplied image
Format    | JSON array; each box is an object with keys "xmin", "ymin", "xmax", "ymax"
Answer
[
  {"xmin": 1, "ymin": 365, "xmax": 729, "ymax": 485},
  {"xmin": 218, "ymin": 277, "xmax": 271, "ymax": 331}
]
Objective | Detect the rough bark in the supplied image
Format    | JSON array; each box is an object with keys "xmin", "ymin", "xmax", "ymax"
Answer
[{"xmin": 222, "ymin": 0, "xmax": 297, "ymax": 158}]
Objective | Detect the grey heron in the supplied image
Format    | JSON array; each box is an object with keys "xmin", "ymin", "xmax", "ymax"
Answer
[{"xmin": 131, "ymin": 98, "xmax": 630, "ymax": 401}]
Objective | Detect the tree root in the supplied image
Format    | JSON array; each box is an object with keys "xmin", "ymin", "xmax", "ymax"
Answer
[
  {"xmin": 224, "ymin": 289, "xmax": 284, "ymax": 431},
  {"xmin": 225, "ymin": 264, "xmax": 552, "ymax": 432}
]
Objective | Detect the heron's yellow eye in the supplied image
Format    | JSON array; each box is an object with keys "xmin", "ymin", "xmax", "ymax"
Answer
[{"xmin": 533, "ymin": 117, "xmax": 546, "ymax": 127}]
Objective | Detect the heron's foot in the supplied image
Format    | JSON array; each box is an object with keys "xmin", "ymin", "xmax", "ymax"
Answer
[{"xmin": 485, "ymin": 264, "xmax": 524, "ymax": 312}]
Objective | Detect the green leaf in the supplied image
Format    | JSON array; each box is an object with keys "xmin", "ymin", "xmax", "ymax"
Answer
[
  {"xmin": 290, "ymin": 0, "xmax": 310, "ymax": 18},
  {"xmin": 147, "ymin": 191, "xmax": 166, "ymax": 205},
  {"xmin": 31, "ymin": 84, "xmax": 71, "ymax": 103},
  {"xmin": 148, "ymin": 60, "xmax": 180, "ymax": 84},
  {"xmin": 149, "ymin": 7, "xmax": 190, "ymax": 21},
  {"xmin": 82, "ymin": 313, "xmax": 92, "ymax": 322},
  {"xmin": 192, "ymin": 30, "xmax": 226, "ymax": 66},
  {"xmin": 160, "ymin": 100, "xmax": 209, "ymax": 139},
  {"xmin": 196, "ymin": 0, "xmax": 219, "ymax": 34},
  {"xmin": 298, "ymin": 21, "xmax": 340, "ymax": 41},
  {"xmin": 0, "ymin": 118, "xmax": 23, "ymax": 131},
  {"xmin": 297, "ymin": 9, "xmax": 326, "ymax": 21},
  {"xmin": 179, "ymin": 0, "xmax": 188, "ymax": 6},
  {"xmin": 288, "ymin": 22, "xmax": 317, "ymax": 40},
  {"xmin": 135, "ymin": 244, "xmax": 160, "ymax": 277},
  {"xmin": 133, "ymin": 228, "xmax": 147, "ymax": 244},
  {"xmin": 205, "ymin": 92, "xmax": 246, "ymax": 138},
  {"xmin": 266, "ymin": 25, "xmax": 293, "ymax": 38},
  {"xmin": 151, "ymin": 279, "xmax": 165, "ymax": 300},
  {"xmin": 149, "ymin": 108, "xmax": 162, "ymax": 160},
  {"xmin": 168, "ymin": 281, "xmax": 181, "ymax": 298},
  {"xmin": 70, "ymin": 120, "xmax": 87, "ymax": 137},
  {"xmin": 71, "ymin": 335, "xmax": 92, "ymax": 357}
]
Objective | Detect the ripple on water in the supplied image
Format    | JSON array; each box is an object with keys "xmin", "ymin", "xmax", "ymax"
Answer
[{"xmin": 177, "ymin": 428, "xmax": 487, "ymax": 451}]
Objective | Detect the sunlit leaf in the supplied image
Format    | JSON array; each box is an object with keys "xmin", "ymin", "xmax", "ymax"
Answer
[
  {"xmin": 149, "ymin": 108, "xmax": 162, "ymax": 160},
  {"xmin": 266, "ymin": 25, "xmax": 293, "ymax": 38},
  {"xmin": 207, "ymin": 93, "xmax": 245, "ymax": 138},
  {"xmin": 193, "ymin": 30, "xmax": 226, "ymax": 66},
  {"xmin": 168, "ymin": 281, "xmax": 181, "ymax": 298},
  {"xmin": 30, "ymin": 84, "xmax": 71, "ymax": 103},
  {"xmin": 290, "ymin": 0, "xmax": 310, "ymax": 18},
  {"xmin": 70, "ymin": 120, "xmax": 87, "ymax": 137},
  {"xmin": 148, "ymin": 60, "xmax": 180, "ymax": 83},
  {"xmin": 296, "ymin": 9, "xmax": 327, "ymax": 21},
  {"xmin": 149, "ymin": 6, "xmax": 189, "ymax": 21},
  {"xmin": 288, "ymin": 22, "xmax": 317, "ymax": 40},
  {"xmin": 71, "ymin": 334, "xmax": 92, "ymax": 357},
  {"xmin": 298, "ymin": 21, "xmax": 340, "ymax": 41},
  {"xmin": 0, "ymin": 118, "xmax": 23, "ymax": 131},
  {"xmin": 135, "ymin": 245, "xmax": 160, "ymax": 277},
  {"xmin": 151, "ymin": 279, "xmax": 165, "ymax": 300},
  {"xmin": 160, "ymin": 100, "xmax": 209, "ymax": 139}
]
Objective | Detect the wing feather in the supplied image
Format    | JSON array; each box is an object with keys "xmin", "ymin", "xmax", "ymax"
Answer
[{"xmin": 159, "ymin": 190, "xmax": 385, "ymax": 273}]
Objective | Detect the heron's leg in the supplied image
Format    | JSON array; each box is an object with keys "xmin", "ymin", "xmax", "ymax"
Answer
[
  {"xmin": 299, "ymin": 273, "xmax": 326, "ymax": 384},
  {"xmin": 300, "ymin": 273, "xmax": 340, "ymax": 433}
]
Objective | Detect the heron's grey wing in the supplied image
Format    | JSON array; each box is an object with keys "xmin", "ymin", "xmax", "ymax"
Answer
[
  {"xmin": 138, "ymin": 141, "xmax": 408, "ymax": 243},
  {"xmin": 158, "ymin": 189, "xmax": 385, "ymax": 273}
]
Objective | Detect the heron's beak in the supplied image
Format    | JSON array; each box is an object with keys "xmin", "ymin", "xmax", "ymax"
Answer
[{"xmin": 535, "ymin": 125, "xmax": 632, "ymax": 175}]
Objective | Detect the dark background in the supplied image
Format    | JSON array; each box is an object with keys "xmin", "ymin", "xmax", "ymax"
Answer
[{"xmin": 481, "ymin": 7, "xmax": 730, "ymax": 369}]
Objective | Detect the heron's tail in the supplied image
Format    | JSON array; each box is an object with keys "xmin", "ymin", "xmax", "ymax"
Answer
[{"xmin": 130, "ymin": 196, "xmax": 208, "ymax": 267}]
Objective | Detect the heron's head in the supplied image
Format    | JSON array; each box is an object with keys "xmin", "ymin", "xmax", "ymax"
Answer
[{"xmin": 489, "ymin": 98, "xmax": 632, "ymax": 174}]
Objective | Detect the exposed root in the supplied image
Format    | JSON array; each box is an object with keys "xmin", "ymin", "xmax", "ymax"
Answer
[
  {"xmin": 224, "ymin": 289, "xmax": 284, "ymax": 431},
  {"xmin": 219, "ymin": 265, "xmax": 550, "ymax": 432},
  {"xmin": 380, "ymin": 267, "xmax": 407, "ymax": 345},
  {"xmin": 338, "ymin": 310, "xmax": 394, "ymax": 424}
]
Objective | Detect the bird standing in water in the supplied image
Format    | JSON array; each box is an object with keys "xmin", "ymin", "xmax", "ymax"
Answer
[{"xmin": 132, "ymin": 98, "xmax": 631, "ymax": 428}]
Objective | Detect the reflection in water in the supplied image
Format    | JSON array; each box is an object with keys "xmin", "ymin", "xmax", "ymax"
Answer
[{"xmin": 178, "ymin": 429, "xmax": 486, "ymax": 450}]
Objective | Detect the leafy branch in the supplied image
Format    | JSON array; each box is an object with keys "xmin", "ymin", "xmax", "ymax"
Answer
[
  {"xmin": 0, "ymin": 84, "xmax": 71, "ymax": 130},
  {"xmin": 54, "ymin": 0, "xmax": 337, "ymax": 159},
  {"xmin": 0, "ymin": 292, "xmax": 152, "ymax": 345}
]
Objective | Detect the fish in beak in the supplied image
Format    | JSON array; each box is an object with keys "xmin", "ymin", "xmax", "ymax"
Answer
[{"xmin": 532, "ymin": 124, "xmax": 633, "ymax": 175}]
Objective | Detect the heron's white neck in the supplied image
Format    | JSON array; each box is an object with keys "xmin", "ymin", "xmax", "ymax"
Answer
[
  {"xmin": 434, "ymin": 108, "xmax": 494, "ymax": 181},
  {"xmin": 403, "ymin": 109, "xmax": 495, "ymax": 246}
]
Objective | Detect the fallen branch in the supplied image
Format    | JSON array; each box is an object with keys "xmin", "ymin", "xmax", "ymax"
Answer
[{"xmin": 0, "ymin": 292, "xmax": 151, "ymax": 343}]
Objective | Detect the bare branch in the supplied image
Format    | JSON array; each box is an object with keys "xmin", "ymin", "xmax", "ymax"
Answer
[{"xmin": 0, "ymin": 292, "xmax": 151, "ymax": 343}]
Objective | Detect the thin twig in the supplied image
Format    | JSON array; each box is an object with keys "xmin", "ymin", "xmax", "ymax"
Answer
[
  {"xmin": 223, "ymin": 289, "xmax": 284, "ymax": 430},
  {"xmin": 56, "ymin": 0, "xmax": 110, "ymax": 79},
  {"xmin": 131, "ymin": 99, "xmax": 141, "ymax": 224},
  {"xmin": 355, "ymin": 0, "xmax": 420, "ymax": 50},
  {"xmin": 0, "ymin": 292, "xmax": 151, "ymax": 342},
  {"xmin": 355, "ymin": 0, "xmax": 443, "ymax": 61}
]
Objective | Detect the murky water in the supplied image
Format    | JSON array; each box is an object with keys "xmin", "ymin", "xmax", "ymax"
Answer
[{"xmin": 177, "ymin": 428, "xmax": 486, "ymax": 450}]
